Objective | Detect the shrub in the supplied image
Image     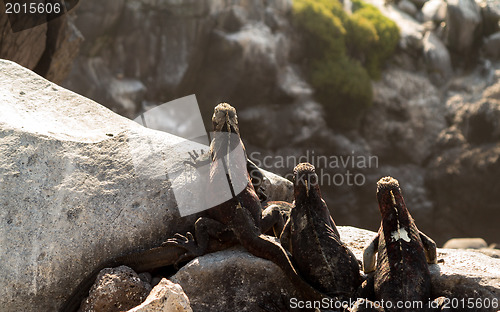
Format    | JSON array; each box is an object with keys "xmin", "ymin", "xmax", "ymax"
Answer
[
  {"xmin": 292, "ymin": 0, "xmax": 399, "ymax": 128},
  {"xmin": 292, "ymin": 0, "xmax": 347, "ymax": 59},
  {"xmin": 310, "ymin": 57, "xmax": 373, "ymax": 128},
  {"xmin": 351, "ymin": 0, "xmax": 400, "ymax": 78}
]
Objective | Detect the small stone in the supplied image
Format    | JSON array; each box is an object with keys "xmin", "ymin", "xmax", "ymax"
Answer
[
  {"xmin": 127, "ymin": 278, "xmax": 192, "ymax": 312},
  {"xmin": 78, "ymin": 266, "xmax": 152, "ymax": 312},
  {"xmin": 398, "ymin": 0, "xmax": 418, "ymax": 17},
  {"xmin": 421, "ymin": 0, "xmax": 447, "ymax": 23},
  {"xmin": 443, "ymin": 238, "xmax": 488, "ymax": 249},
  {"xmin": 422, "ymin": 31, "xmax": 453, "ymax": 82}
]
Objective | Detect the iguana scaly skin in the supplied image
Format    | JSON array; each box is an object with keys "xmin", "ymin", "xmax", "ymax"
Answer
[
  {"xmin": 362, "ymin": 177, "xmax": 438, "ymax": 312},
  {"xmin": 167, "ymin": 103, "xmax": 327, "ymax": 302},
  {"xmin": 280, "ymin": 163, "xmax": 361, "ymax": 300}
]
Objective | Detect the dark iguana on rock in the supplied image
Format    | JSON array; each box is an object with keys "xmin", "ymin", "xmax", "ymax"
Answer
[
  {"xmin": 280, "ymin": 163, "xmax": 362, "ymax": 301},
  {"xmin": 166, "ymin": 103, "xmax": 327, "ymax": 302},
  {"xmin": 362, "ymin": 176, "xmax": 438, "ymax": 311}
]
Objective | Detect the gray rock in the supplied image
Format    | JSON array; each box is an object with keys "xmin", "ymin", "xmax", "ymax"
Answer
[
  {"xmin": 443, "ymin": 238, "xmax": 488, "ymax": 249},
  {"xmin": 170, "ymin": 247, "xmax": 301, "ymax": 312},
  {"xmin": 429, "ymin": 249, "xmax": 500, "ymax": 304},
  {"xmin": 73, "ymin": 0, "xmax": 126, "ymax": 49},
  {"xmin": 483, "ymin": 32, "xmax": 500, "ymax": 59},
  {"xmin": 261, "ymin": 170, "xmax": 294, "ymax": 203},
  {"xmin": 240, "ymin": 100, "xmax": 326, "ymax": 149},
  {"xmin": 0, "ymin": 60, "xmax": 292, "ymax": 312},
  {"xmin": 421, "ymin": 0, "xmax": 447, "ymax": 23},
  {"xmin": 423, "ymin": 31, "xmax": 453, "ymax": 82},
  {"xmin": 478, "ymin": 248, "xmax": 500, "ymax": 258},
  {"xmin": 79, "ymin": 266, "xmax": 152, "ymax": 312},
  {"xmin": 445, "ymin": 0, "xmax": 483, "ymax": 55},
  {"xmin": 398, "ymin": 0, "xmax": 418, "ymax": 17},
  {"xmin": 454, "ymin": 98, "xmax": 500, "ymax": 144},
  {"xmin": 127, "ymin": 278, "xmax": 193, "ymax": 312}
]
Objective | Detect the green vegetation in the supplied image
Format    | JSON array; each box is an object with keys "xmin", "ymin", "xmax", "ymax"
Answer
[{"xmin": 292, "ymin": 0, "xmax": 399, "ymax": 128}]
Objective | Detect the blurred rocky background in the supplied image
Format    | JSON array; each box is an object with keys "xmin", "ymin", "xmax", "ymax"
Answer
[{"xmin": 1, "ymin": 0, "xmax": 499, "ymax": 246}]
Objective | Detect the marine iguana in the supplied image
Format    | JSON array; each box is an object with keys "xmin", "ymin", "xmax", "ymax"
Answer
[
  {"xmin": 166, "ymin": 103, "xmax": 327, "ymax": 302},
  {"xmin": 362, "ymin": 176, "xmax": 438, "ymax": 311},
  {"xmin": 280, "ymin": 163, "xmax": 361, "ymax": 301}
]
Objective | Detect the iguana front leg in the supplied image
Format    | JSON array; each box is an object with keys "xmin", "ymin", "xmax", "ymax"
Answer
[
  {"xmin": 363, "ymin": 234, "xmax": 379, "ymax": 273},
  {"xmin": 419, "ymin": 230, "xmax": 438, "ymax": 264},
  {"xmin": 163, "ymin": 217, "xmax": 233, "ymax": 266}
]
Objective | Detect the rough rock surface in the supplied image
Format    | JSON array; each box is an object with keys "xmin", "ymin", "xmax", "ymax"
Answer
[
  {"xmin": 430, "ymin": 249, "xmax": 500, "ymax": 310},
  {"xmin": 170, "ymin": 246, "xmax": 300, "ymax": 312},
  {"xmin": 127, "ymin": 278, "xmax": 193, "ymax": 312},
  {"xmin": 164, "ymin": 227, "xmax": 500, "ymax": 312},
  {"xmin": 63, "ymin": 0, "xmax": 296, "ymax": 121},
  {"xmin": 79, "ymin": 266, "xmax": 152, "ymax": 312},
  {"xmin": 361, "ymin": 68, "xmax": 445, "ymax": 165},
  {"xmin": 0, "ymin": 4, "xmax": 82, "ymax": 83},
  {"xmin": 0, "ymin": 60, "xmax": 292, "ymax": 312},
  {"xmin": 426, "ymin": 76, "xmax": 500, "ymax": 245}
]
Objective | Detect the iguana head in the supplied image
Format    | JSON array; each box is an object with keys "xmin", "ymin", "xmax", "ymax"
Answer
[
  {"xmin": 376, "ymin": 176, "xmax": 408, "ymax": 217},
  {"xmin": 293, "ymin": 162, "xmax": 321, "ymax": 199},
  {"xmin": 212, "ymin": 103, "xmax": 240, "ymax": 135}
]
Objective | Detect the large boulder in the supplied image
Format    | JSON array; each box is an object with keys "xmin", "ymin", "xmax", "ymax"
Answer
[
  {"xmin": 170, "ymin": 247, "xmax": 301, "ymax": 312},
  {"xmin": 0, "ymin": 60, "xmax": 292, "ymax": 312}
]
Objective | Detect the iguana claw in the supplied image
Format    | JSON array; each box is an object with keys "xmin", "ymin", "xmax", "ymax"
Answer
[{"xmin": 162, "ymin": 232, "xmax": 204, "ymax": 269}]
